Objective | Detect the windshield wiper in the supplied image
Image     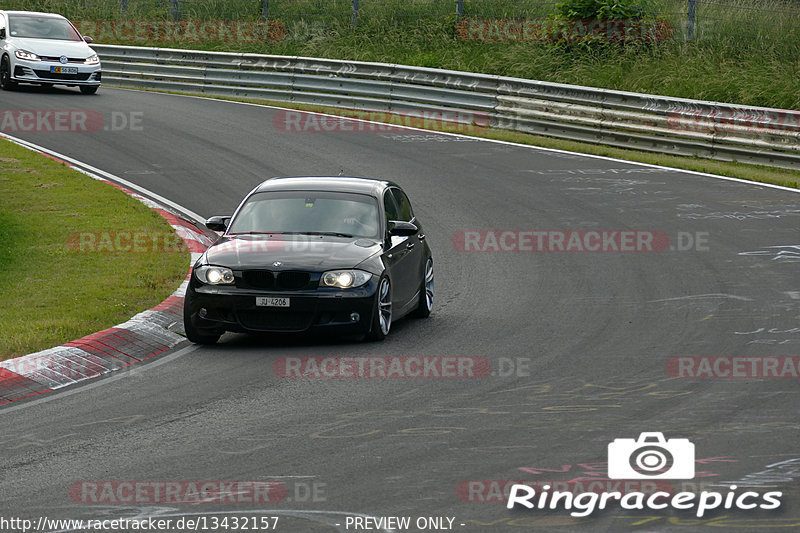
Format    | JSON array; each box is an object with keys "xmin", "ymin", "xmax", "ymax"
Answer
[
  {"xmin": 281, "ymin": 231, "xmax": 355, "ymax": 238},
  {"xmin": 230, "ymin": 231, "xmax": 355, "ymax": 238},
  {"xmin": 229, "ymin": 231, "xmax": 283, "ymax": 236}
]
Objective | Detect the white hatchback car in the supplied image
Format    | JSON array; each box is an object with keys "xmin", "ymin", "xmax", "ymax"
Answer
[{"xmin": 0, "ymin": 11, "xmax": 101, "ymax": 94}]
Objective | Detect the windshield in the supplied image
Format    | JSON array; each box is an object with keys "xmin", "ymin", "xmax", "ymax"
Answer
[
  {"xmin": 228, "ymin": 191, "xmax": 381, "ymax": 239},
  {"xmin": 8, "ymin": 15, "xmax": 83, "ymax": 41}
]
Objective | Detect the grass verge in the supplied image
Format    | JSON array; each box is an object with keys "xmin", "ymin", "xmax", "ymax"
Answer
[
  {"xmin": 0, "ymin": 138, "xmax": 189, "ymax": 361},
  {"xmin": 118, "ymin": 88, "xmax": 800, "ymax": 189}
]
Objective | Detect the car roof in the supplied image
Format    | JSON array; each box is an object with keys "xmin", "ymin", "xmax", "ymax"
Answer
[
  {"xmin": 1, "ymin": 11, "xmax": 67, "ymax": 18},
  {"xmin": 252, "ymin": 177, "xmax": 397, "ymax": 197}
]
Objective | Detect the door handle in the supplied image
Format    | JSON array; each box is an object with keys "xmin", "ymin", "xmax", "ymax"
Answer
[
  {"xmin": 418, "ymin": 233, "xmax": 425, "ymax": 240},
  {"xmin": 406, "ymin": 242, "xmax": 415, "ymax": 250}
]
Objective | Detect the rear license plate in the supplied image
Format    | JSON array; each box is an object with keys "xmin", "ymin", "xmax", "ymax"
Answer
[
  {"xmin": 50, "ymin": 66, "xmax": 78, "ymax": 74},
  {"xmin": 256, "ymin": 297, "xmax": 290, "ymax": 307}
]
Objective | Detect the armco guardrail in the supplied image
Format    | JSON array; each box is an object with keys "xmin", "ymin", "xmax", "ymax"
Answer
[{"xmin": 93, "ymin": 44, "xmax": 800, "ymax": 170}]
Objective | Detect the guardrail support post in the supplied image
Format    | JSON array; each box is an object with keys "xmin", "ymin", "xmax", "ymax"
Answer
[
  {"xmin": 457, "ymin": 0, "xmax": 464, "ymax": 19},
  {"xmin": 687, "ymin": 0, "xmax": 697, "ymax": 41},
  {"xmin": 352, "ymin": 0, "xmax": 360, "ymax": 26},
  {"xmin": 121, "ymin": 0, "xmax": 128, "ymax": 13},
  {"xmin": 170, "ymin": 0, "xmax": 180, "ymax": 21},
  {"xmin": 261, "ymin": 0, "xmax": 270, "ymax": 20}
]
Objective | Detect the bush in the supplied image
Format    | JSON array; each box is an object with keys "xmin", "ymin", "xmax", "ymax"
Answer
[{"xmin": 556, "ymin": 0, "xmax": 658, "ymax": 20}]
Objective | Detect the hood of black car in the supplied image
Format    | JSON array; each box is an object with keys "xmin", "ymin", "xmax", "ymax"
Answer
[{"xmin": 204, "ymin": 235, "xmax": 382, "ymax": 271}]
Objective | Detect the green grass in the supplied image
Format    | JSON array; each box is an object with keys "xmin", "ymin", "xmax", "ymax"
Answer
[{"xmin": 0, "ymin": 139, "xmax": 189, "ymax": 360}]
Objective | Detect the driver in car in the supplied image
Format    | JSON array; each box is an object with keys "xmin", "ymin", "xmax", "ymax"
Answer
[{"xmin": 341, "ymin": 201, "xmax": 378, "ymax": 235}]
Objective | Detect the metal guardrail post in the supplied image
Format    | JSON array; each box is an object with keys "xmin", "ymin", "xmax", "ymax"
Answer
[
  {"xmin": 687, "ymin": 0, "xmax": 697, "ymax": 41},
  {"xmin": 457, "ymin": 0, "xmax": 464, "ymax": 19},
  {"xmin": 170, "ymin": 0, "xmax": 180, "ymax": 21},
  {"xmin": 121, "ymin": 0, "xmax": 128, "ymax": 13},
  {"xmin": 352, "ymin": 0, "xmax": 360, "ymax": 26},
  {"xmin": 261, "ymin": 0, "xmax": 270, "ymax": 21}
]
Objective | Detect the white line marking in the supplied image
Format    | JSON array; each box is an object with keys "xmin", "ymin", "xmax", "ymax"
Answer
[{"xmin": 649, "ymin": 294, "xmax": 754, "ymax": 302}]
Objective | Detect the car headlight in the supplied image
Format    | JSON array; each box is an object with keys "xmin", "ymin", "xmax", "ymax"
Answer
[
  {"xmin": 320, "ymin": 270, "xmax": 372, "ymax": 289},
  {"xmin": 15, "ymin": 49, "xmax": 41, "ymax": 61},
  {"xmin": 194, "ymin": 265, "xmax": 235, "ymax": 285},
  {"xmin": 84, "ymin": 54, "xmax": 99, "ymax": 65}
]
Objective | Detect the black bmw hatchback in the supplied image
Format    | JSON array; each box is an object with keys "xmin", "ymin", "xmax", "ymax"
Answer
[{"xmin": 183, "ymin": 177, "xmax": 433, "ymax": 344}]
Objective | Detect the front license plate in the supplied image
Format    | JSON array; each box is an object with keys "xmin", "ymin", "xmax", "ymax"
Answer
[
  {"xmin": 256, "ymin": 297, "xmax": 290, "ymax": 308},
  {"xmin": 50, "ymin": 66, "xmax": 78, "ymax": 74}
]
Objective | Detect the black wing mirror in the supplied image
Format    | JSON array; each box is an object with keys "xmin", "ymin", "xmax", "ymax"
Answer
[
  {"xmin": 388, "ymin": 220, "xmax": 418, "ymax": 237},
  {"xmin": 205, "ymin": 215, "xmax": 231, "ymax": 232},
  {"xmin": 0, "ymin": 29, "xmax": 6, "ymax": 40}
]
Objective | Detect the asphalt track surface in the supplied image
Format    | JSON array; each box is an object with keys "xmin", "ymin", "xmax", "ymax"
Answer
[{"xmin": 1, "ymin": 85, "xmax": 799, "ymax": 532}]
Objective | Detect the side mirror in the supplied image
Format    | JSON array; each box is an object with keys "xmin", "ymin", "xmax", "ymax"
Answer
[
  {"xmin": 389, "ymin": 220, "xmax": 418, "ymax": 237},
  {"xmin": 205, "ymin": 215, "xmax": 231, "ymax": 232},
  {"xmin": 0, "ymin": 29, "xmax": 6, "ymax": 40},
  {"xmin": 83, "ymin": 35, "xmax": 94, "ymax": 43}
]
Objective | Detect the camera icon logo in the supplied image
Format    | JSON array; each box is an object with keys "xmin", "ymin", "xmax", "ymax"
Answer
[{"xmin": 608, "ymin": 432, "xmax": 695, "ymax": 479}]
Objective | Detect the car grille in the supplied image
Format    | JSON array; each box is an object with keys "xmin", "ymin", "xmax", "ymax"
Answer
[
  {"xmin": 33, "ymin": 70, "xmax": 92, "ymax": 81},
  {"xmin": 277, "ymin": 271, "xmax": 311, "ymax": 290},
  {"xmin": 238, "ymin": 270, "xmax": 313, "ymax": 290},
  {"xmin": 237, "ymin": 310, "xmax": 313, "ymax": 331},
  {"xmin": 240, "ymin": 270, "xmax": 274, "ymax": 290},
  {"xmin": 39, "ymin": 56, "xmax": 85, "ymax": 63}
]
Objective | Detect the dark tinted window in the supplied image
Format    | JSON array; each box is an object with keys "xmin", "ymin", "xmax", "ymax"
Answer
[
  {"xmin": 228, "ymin": 191, "xmax": 380, "ymax": 239},
  {"xmin": 383, "ymin": 190, "xmax": 400, "ymax": 222},
  {"xmin": 390, "ymin": 188, "xmax": 414, "ymax": 222}
]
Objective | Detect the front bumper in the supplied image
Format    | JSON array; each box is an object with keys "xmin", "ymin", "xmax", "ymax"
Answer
[
  {"xmin": 12, "ymin": 58, "xmax": 101, "ymax": 86},
  {"xmin": 185, "ymin": 280, "xmax": 379, "ymax": 335}
]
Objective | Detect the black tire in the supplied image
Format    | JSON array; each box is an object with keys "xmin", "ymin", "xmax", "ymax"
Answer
[
  {"xmin": 0, "ymin": 56, "xmax": 17, "ymax": 91},
  {"xmin": 183, "ymin": 303, "xmax": 221, "ymax": 345},
  {"xmin": 413, "ymin": 257, "xmax": 434, "ymax": 318},
  {"xmin": 80, "ymin": 85, "xmax": 99, "ymax": 95},
  {"xmin": 366, "ymin": 276, "xmax": 392, "ymax": 341}
]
